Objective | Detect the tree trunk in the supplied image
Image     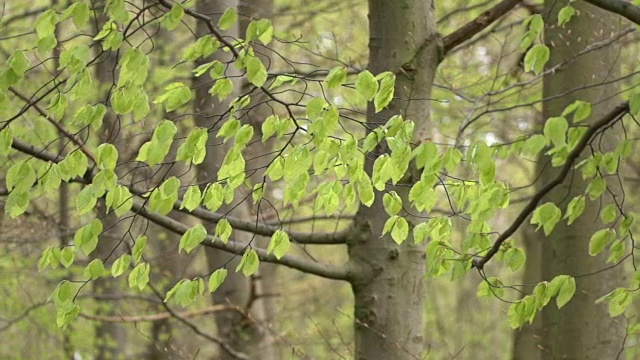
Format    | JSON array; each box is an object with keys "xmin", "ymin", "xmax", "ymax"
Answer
[
  {"xmin": 193, "ymin": 1, "xmax": 269, "ymax": 358},
  {"xmin": 236, "ymin": 1, "xmax": 279, "ymax": 358},
  {"xmin": 93, "ymin": 9, "xmax": 127, "ymax": 359},
  {"xmin": 512, "ymin": 226, "xmax": 543, "ymax": 360},
  {"xmin": 540, "ymin": 1, "xmax": 626, "ymax": 358},
  {"xmin": 348, "ymin": 1, "xmax": 440, "ymax": 359}
]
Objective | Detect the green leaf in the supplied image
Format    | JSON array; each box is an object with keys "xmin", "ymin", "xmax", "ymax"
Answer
[
  {"xmin": 557, "ymin": 5, "xmax": 575, "ymax": 27},
  {"xmin": 382, "ymin": 215, "xmax": 398, "ymax": 236},
  {"xmin": 586, "ymin": 177, "xmax": 606, "ymax": 200},
  {"xmin": 179, "ymin": 224, "xmax": 208, "ymax": 253},
  {"xmin": 524, "ymin": 44, "xmax": 550, "ymax": 75},
  {"xmin": 218, "ymin": 118, "xmax": 241, "ymax": 142},
  {"xmin": 267, "ymin": 230, "xmax": 290, "ymax": 259},
  {"xmin": 597, "ymin": 288, "xmax": 632, "ymax": 317},
  {"xmin": 543, "ymin": 116, "xmax": 568, "ymax": 147},
  {"xmin": 600, "ymin": 204, "xmax": 618, "ymax": 224},
  {"xmin": 96, "ymin": 143, "xmax": 118, "ymax": 170},
  {"xmin": 8, "ymin": 51, "xmax": 30, "ymax": 77},
  {"xmin": 105, "ymin": 185, "xmax": 133, "ymax": 217},
  {"xmin": 390, "ymin": 216, "xmax": 409, "ymax": 244},
  {"xmin": 562, "ymin": 100, "xmax": 591, "ymax": 123},
  {"xmin": 0, "ymin": 127, "xmax": 12, "ymax": 156},
  {"xmin": 413, "ymin": 222, "xmax": 429, "ymax": 244},
  {"xmin": 203, "ymin": 183, "xmax": 224, "ymax": 212},
  {"xmin": 35, "ymin": 10, "xmax": 58, "ymax": 39},
  {"xmin": 210, "ymin": 78, "xmax": 234, "ymax": 100},
  {"xmin": 111, "ymin": 254, "xmax": 131, "ymax": 277},
  {"xmin": 357, "ymin": 176, "xmax": 375, "ymax": 207},
  {"xmin": 504, "ymin": 246, "xmax": 526, "ymax": 271},
  {"xmin": 246, "ymin": 19, "xmax": 274, "ymax": 45},
  {"xmin": 236, "ymin": 249, "xmax": 259, "ymax": 276},
  {"xmin": 325, "ymin": 66, "xmax": 347, "ymax": 89},
  {"xmin": 215, "ymin": 219, "xmax": 232, "ymax": 243},
  {"xmin": 128, "ymin": 263, "xmax": 150, "ymax": 291},
  {"xmin": 522, "ymin": 134, "xmax": 545, "ymax": 157},
  {"xmin": 69, "ymin": 2, "xmax": 90, "ymax": 29},
  {"xmin": 382, "ymin": 191, "xmax": 402, "ymax": 216},
  {"xmin": 59, "ymin": 247, "xmax": 75, "ymax": 268},
  {"xmin": 530, "ymin": 202, "xmax": 562, "ymax": 236},
  {"xmin": 76, "ymin": 185, "xmax": 98, "ymax": 215},
  {"xmin": 246, "ymin": 56, "xmax": 267, "ymax": 87},
  {"xmin": 208, "ymin": 269, "xmax": 228, "ymax": 293},
  {"xmin": 73, "ymin": 219, "xmax": 103, "ymax": 256},
  {"xmin": 355, "ymin": 70, "xmax": 378, "ymax": 101},
  {"xmin": 477, "ymin": 277, "xmax": 504, "ymax": 298},
  {"xmin": 631, "ymin": 94, "xmax": 640, "ymax": 116},
  {"xmin": 177, "ymin": 127, "xmax": 209, "ymax": 165},
  {"xmin": 549, "ymin": 275, "xmax": 576, "ymax": 309},
  {"xmin": 374, "ymin": 72, "xmax": 395, "ymax": 113},
  {"xmin": 607, "ymin": 239, "xmax": 625, "ymax": 264},
  {"xmin": 235, "ymin": 124, "xmax": 254, "ymax": 148},
  {"xmin": 6, "ymin": 161, "xmax": 36, "ymax": 192},
  {"xmin": 185, "ymin": 38, "xmax": 221, "ymax": 63},
  {"xmin": 84, "ymin": 259, "xmax": 106, "ymax": 280},
  {"xmin": 154, "ymin": 82, "xmax": 192, "ymax": 112},
  {"xmin": 564, "ymin": 195, "xmax": 585, "ymax": 225},
  {"xmin": 132, "ymin": 235, "xmax": 147, "ymax": 263},
  {"xmin": 161, "ymin": 3, "xmax": 184, "ymax": 30},
  {"xmin": 218, "ymin": 8, "xmax": 238, "ymax": 30},
  {"xmin": 180, "ymin": 185, "xmax": 202, "ymax": 212},
  {"xmin": 589, "ymin": 228, "xmax": 616, "ymax": 256}
]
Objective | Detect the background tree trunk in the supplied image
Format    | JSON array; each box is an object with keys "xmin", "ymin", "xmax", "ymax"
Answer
[
  {"xmin": 93, "ymin": 9, "xmax": 127, "ymax": 359},
  {"xmin": 194, "ymin": 1, "xmax": 270, "ymax": 358},
  {"xmin": 348, "ymin": 1, "xmax": 440, "ymax": 358},
  {"xmin": 540, "ymin": 1, "xmax": 626, "ymax": 358}
]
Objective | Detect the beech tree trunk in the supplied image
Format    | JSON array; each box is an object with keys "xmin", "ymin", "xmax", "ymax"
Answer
[
  {"xmin": 193, "ymin": 0, "xmax": 272, "ymax": 358},
  {"xmin": 93, "ymin": 9, "xmax": 127, "ymax": 359},
  {"xmin": 347, "ymin": 1, "xmax": 440, "ymax": 358},
  {"xmin": 539, "ymin": 1, "xmax": 625, "ymax": 358}
]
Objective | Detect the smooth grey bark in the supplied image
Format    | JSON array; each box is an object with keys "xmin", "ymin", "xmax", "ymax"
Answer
[
  {"xmin": 93, "ymin": 10, "xmax": 127, "ymax": 360},
  {"xmin": 144, "ymin": 28, "xmax": 197, "ymax": 360},
  {"xmin": 194, "ymin": 1, "xmax": 271, "ymax": 358},
  {"xmin": 539, "ymin": 1, "xmax": 626, "ymax": 359},
  {"xmin": 347, "ymin": 1, "xmax": 440, "ymax": 359},
  {"xmin": 236, "ymin": 1, "xmax": 279, "ymax": 359},
  {"xmin": 512, "ymin": 226, "xmax": 543, "ymax": 360}
]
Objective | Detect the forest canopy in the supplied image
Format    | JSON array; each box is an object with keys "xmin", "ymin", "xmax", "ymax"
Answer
[{"xmin": 2, "ymin": 0, "xmax": 640, "ymax": 359}]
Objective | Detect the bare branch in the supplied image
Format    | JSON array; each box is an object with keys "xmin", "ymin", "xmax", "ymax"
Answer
[
  {"xmin": 80, "ymin": 304, "xmax": 240, "ymax": 322},
  {"xmin": 584, "ymin": 0, "xmax": 640, "ymax": 25},
  {"xmin": 134, "ymin": 201, "xmax": 352, "ymax": 280},
  {"xmin": 442, "ymin": 0, "xmax": 523, "ymax": 55},
  {"xmin": 9, "ymin": 139, "xmax": 352, "ymax": 280},
  {"xmin": 472, "ymin": 101, "xmax": 630, "ymax": 270}
]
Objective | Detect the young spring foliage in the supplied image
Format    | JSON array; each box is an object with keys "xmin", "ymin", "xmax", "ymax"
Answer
[{"xmin": 1, "ymin": 0, "xmax": 635, "ymax": 331}]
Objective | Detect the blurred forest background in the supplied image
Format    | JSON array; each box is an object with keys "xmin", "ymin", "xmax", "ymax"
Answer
[{"xmin": 2, "ymin": 0, "xmax": 640, "ymax": 359}]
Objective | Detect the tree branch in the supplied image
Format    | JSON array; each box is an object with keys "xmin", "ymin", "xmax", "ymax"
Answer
[
  {"xmin": 180, "ymin": 205, "xmax": 349, "ymax": 244},
  {"xmin": 472, "ymin": 101, "xmax": 630, "ymax": 270},
  {"xmin": 442, "ymin": 0, "xmax": 523, "ymax": 55},
  {"xmin": 9, "ymin": 138, "xmax": 352, "ymax": 280},
  {"xmin": 80, "ymin": 304, "xmax": 240, "ymax": 323},
  {"xmin": 133, "ymin": 200, "xmax": 351, "ymax": 280},
  {"xmin": 584, "ymin": 0, "xmax": 640, "ymax": 25}
]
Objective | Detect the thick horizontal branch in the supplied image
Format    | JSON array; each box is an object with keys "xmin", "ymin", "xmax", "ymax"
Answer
[
  {"xmin": 180, "ymin": 205, "xmax": 349, "ymax": 244},
  {"xmin": 10, "ymin": 139, "xmax": 351, "ymax": 279},
  {"xmin": 584, "ymin": 0, "xmax": 640, "ymax": 24},
  {"xmin": 472, "ymin": 101, "xmax": 630, "ymax": 270},
  {"xmin": 133, "ymin": 201, "xmax": 351, "ymax": 280},
  {"xmin": 80, "ymin": 304, "xmax": 239, "ymax": 323},
  {"xmin": 442, "ymin": 0, "xmax": 523, "ymax": 54},
  {"xmin": 11, "ymin": 136, "xmax": 348, "ymax": 244}
]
